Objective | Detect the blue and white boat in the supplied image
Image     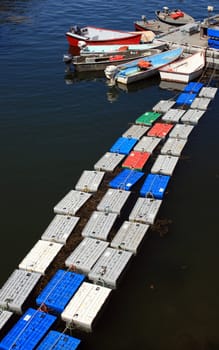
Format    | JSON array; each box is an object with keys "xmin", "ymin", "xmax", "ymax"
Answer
[
  {"xmin": 79, "ymin": 42, "xmax": 166, "ymax": 55},
  {"xmin": 104, "ymin": 47, "xmax": 183, "ymax": 85}
]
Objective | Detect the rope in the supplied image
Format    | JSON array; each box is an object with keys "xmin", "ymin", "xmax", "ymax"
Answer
[
  {"xmin": 45, "ymin": 327, "xmax": 69, "ymax": 350},
  {"xmin": 118, "ymin": 166, "xmax": 141, "ymax": 190},
  {"xmin": 7, "ymin": 267, "xmax": 79, "ymax": 350}
]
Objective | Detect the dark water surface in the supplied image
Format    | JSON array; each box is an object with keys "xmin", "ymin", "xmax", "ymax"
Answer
[{"xmin": 0, "ymin": 0, "xmax": 219, "ymax": 349}]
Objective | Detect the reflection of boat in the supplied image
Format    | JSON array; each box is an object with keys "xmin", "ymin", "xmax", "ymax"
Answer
[
  {"xmin": 159, "ymin": 80, "xmax": 187, "ymax": 91},
  {"xmin": 64, "ymin": 70, "xmax": 105, "ymax": 84},
  {"xmin": 66, "ymin": 25, "xmax": 142, "ymax": 47},
  {"xmin": 155, "ymin": 7, "xmax": 195, "ymax": 26},
  {"xmin": 64, "ymin": 49, "xmax": 161, "ymax": 72},
  {"xmin": 159, "ymin": 51, "xmax": 206, "ymax": 83},
  {"xmin": 105, "ymin": 47, "xmax": 183, "ymax": 85},
  {"xmin": 116, "ymin": 75, "xmax": 160, "ymax": 93}
]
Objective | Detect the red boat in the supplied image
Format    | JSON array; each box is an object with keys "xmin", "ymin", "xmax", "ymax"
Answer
[{"xmin": 66, "ymin": 25, "xmax": 142, "ymax": 47}]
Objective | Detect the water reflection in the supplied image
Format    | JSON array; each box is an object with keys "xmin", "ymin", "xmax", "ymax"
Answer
[
  {"xmin": 115, "ymin": 75, "xmax": 160, "ymax": 93},
  {"xmin": 64, "ymin": 70, "xmax": 105, "ymax": 84},
  {"xmin": 0, "ymin": 0, "xmax": 30, "ymax": 24},
  {"xmin": 64, "ymin": 70, "xmax": 163, "ymax": 104},
  {"xmin": 159, "ymin": 80, "xmax": 187, "ymax": 92}
]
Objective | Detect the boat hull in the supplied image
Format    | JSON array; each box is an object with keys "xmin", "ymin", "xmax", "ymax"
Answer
[
  {"xmin": 108, "ymin": 47, "xmax": 183, "ymax": 85},
  {"xmin": 71, "ymin": 49, "xmax": 161, "ymax": 72},
  {"xmin": 159, "ymin": 51, "xmax": 205, "ymax": 83},
  {"xmin": 117, "ymin": 68, "xmax": 158, "ymax": 84},
  {"xmin": 159, "ymin": 68, "xmax": 204, "ymax": 83},
  {"xmin": 66, "ymin": 26, "xmax": 142, "ymax": 47},
  {"xmin": 134, "ymin": 20, "xmax": 173, "ymax": 34}
]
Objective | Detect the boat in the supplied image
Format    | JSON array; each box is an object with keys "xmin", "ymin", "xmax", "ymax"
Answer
[
  {"xmin": 134, "ymin": 16, "xmax": 176, "ymax": 35},
  {"xmin": 63, "ymin": 48, "xmax": 162, "ymax": 72},
  {"xmin": 104, "ymin": 47, "xmax": 183, "ymax": 85},
  {"xmin": 66, "ymin": 25, "xmax": 142, "ymax": 47},
  {"xmin": 158, "ymin": 51, "xmax": 206, "ymax": 83},
  {"xmin": 79, "ymin": 42, "xmax": 167, "ymax": 55},
  {"xmin": 155, "ymin": 7, "xmax": 195, "ymax": 26}
]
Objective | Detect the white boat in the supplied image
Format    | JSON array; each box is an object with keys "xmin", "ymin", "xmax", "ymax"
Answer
[
  {"xmin": 80, "ymin": 42, "xmax": 166, "ymax": 55},
  {"xmin": 158, "ymin": 51, "xmax": 205, "ymax": 83},
  {"xmin": 105, "ymin": 47, "xmax": 183, "ymax": 85}
]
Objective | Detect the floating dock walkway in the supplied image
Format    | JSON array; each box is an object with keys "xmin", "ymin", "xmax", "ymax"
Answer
[
  {"xmin": 153, "ymin": 15, "xmax": 219, "ymax": 69},
  {"xmin": 0, "ymin": 81, "xmax": 218, "ymax": 349}
]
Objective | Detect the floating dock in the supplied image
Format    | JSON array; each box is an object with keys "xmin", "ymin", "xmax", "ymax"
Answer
[
  {"xmin": 169, "ymin": 123, "xmax": 194, "ymax": 139},
  {"xmin": 18, "ymin": 240, "xmax": 63, "ymax": 275},
  {"xmin": 65, "ymin": 237, "xmax": 109, "ymax": 274},
  {"xmin": 36, "ymin": 330, "xmax": 81, "ymax": 350},
  {"xmin": 75, "ymin": 170, "xmax": 105, "ymax": 192},
  {"xmin": 147, "ymin": 122, "xmax": 174, "ymax": 138},
  {"xmin": 0, "ymin": 311, "xmax": 13, "ymax": 335},
  {"xmin": 1, "ymin": 76, "xmax": 218, "ymax": 346},
  {"xmin": 134, "ymin": 136, "xmax": 161, "ymax": 153},
  {"xmin": 180, "ymin": 109, "xmax": 206, "ymax": 125},
  {"xmin": 111, "ymin": 221, "xmax": 150, "ymax": 254},
  {"xmin": 122, "ymin": 124, "xmax": 150, "ymax": 139},
  {"xmin": 88, "ymin": 247, "xmax": 133, "ymax": 289},
  {"xmin": 0, "ymin": 269, "xmax": 41, "ymax": 314},
  {"xmin": 54, "ymin": 190, "xmax": 92, "ymax": 216},
  {"xmin": 41, "ymin": 214, "xmax": 80, "ymax": 244},
  {"xmin": 0, "ymin": 308, "xmax": 56, "ymax": 350},
  {"xmin": 61, "ymin": 282, "xmax": 111, "ymax": 332},
  {"xmin": 129, "ymin": 197, "xmax": 163, "ymax": 224},
  {"xmin": 135, "ymin": 111, "xmax": 161, "ymax": 126},
  {"xmin": 122, "ymin": 150, "xmax": 151, "ymax": 170},
  {"xmin": 81, "ymin": 211, "xmax": 118, "ymax": 240},
  {"xmin": 151, "ymin": 154, "xmax": 179, "ymax": 176},
  {"xmin": 94, "ymin": 152, "xmax": 125, "ymax": 172},
  {"xmin": 109, "ymin": 168, "xmax": 144, "ymax": 191},
  {"xmin": 140, "ymin": 173, "xmax": 171, "ymax": 199},
  {"xmin": 161, "ymin": 108, "xmax": 186, "ymax": 123},
  {"xmin": 110, "ymin": 136, "xmax": 138, "ymax": 155},
  {"xmin": 36, "ymin": 269, "xmax": 85, "ymax": 314},
  {"xmin": 97, "ymin": 188, "xmax": 131, "ymax": 215}
]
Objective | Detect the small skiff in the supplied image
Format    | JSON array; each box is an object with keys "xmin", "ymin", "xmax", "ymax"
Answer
[
  {"xmin": 79, "ymin": 42, "xmax": 167, "ymax": 55},
  {"xmin": 155, "ymin": 7, "xmax": 195, "ymax": 26},
  {"xmin": 64, "ymin": 48, "xmax": 161, "ymax": 72},
  {"xmin": 105, "ymin": 47, "xmax": 183, "ymax": 85},
  {"xmin": 158, "ymin": 51, "xmax": 205, "ymax": 83},
  {"xmin": 66, "ymin": 25, "xmax": 142, "ymax": 47}
]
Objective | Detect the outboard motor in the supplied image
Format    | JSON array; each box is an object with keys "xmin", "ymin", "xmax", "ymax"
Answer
[
  {"xmin": 163, "ymin": 6, "xmax": 169, "ymax": 14},
  {"xmin": 71, "ymin": 25, "xmax": 81, "ymax": 35},
  {"xmin": 104, "ymin": 65, "xmax": 118, "ymax": 80}
]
